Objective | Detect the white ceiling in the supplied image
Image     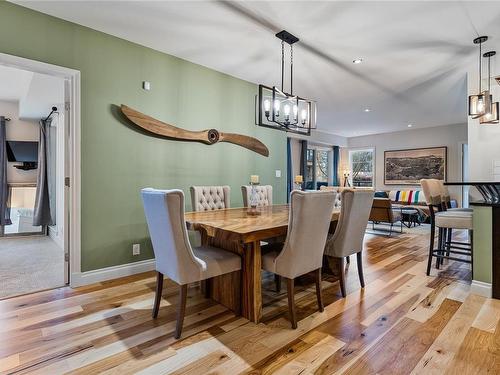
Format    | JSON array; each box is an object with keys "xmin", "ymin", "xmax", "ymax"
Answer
[
  {"xmin": 11, "ymin": 1, "xmax": 500, "ymax": 137},
  {"xmin": 0, "ymin": 64, "xmax": 64, "ymax": 119},
  {"xmin": 0, "ymin": 65, "xmax": 33, "ymax": 101}
]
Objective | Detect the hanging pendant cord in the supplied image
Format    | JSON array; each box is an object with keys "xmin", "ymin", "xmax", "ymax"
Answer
[
  {"xmin": 479, "ymin": 41, "xmax": 482, "ymax": 92},
  {"xmin": 281, "ymin": 40, "xmax": 285, "ymax": 92},
  {"xmin": 290, "ymin": 44, "xmax": 294, "ymax": 95},
  {"xmin": 488, "ymin": 54, "xmax": 491, "ymax": 92}
]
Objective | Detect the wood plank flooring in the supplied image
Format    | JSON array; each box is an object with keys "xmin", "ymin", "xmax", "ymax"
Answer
[{"xmin": 1, "ymin": 228, "xmax": 498, "ymax": 374}]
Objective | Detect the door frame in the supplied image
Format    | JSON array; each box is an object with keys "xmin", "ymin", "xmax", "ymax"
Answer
[{"xmin": 0, "ymin": 52, "xmax": 81, "ymax": 286}]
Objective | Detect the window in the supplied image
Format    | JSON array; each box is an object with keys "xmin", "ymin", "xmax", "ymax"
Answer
[
  {"xmin": 315, "ymin": 150, "xmax": 329, "ymax": 183},
  {"xmin": 349, "ymin": 148, "xmax": 374, "ymax": 187},
  {"xmin": 305, "ymin": 146, "xmax": 331, "ymax": 190}
]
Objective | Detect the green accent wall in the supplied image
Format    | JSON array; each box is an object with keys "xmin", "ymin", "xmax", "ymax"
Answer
[
  {"xmin": 473, "ymin": 206, "xmax": 492, "ymax": 283},
  {"xmin": 0, "ymin": 3, "xmax": 287, "ymax": 272}
]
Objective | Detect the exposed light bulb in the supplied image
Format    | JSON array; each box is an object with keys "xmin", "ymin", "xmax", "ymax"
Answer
[
  {"xmin": 293, "ymin": 105, "xmax": 298, "ymax": 119},
  {"xmin": 274, "ymin": 100, "xmax": 280, "ymax": 116},
  {"xmin": 263, "ymin": 99, "xmax": 270, "ymax": 111},
  {"xmin": 301, "ymin": 109, "xmax": 307, "ymax": 125},
  {"xmin": 263, "ymin": 99, "xmax": 270, "ymax": 118},
  {"xmin": 284, "ymin": 104, "xmax": 290, "ymax": 116},
  {"xmin": 478, "ymin": 98, "xmax": 484, "ymax": 112}
]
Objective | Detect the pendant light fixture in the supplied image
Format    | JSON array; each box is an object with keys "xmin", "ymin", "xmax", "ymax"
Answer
[
  {"xmin": 480, "ymin": 50, "xmax": 499, "ymax": 124},
  {"xmin": 469, "ymin": 36, "xmax": 492, "ymax": 119},
  {"xmin": 256, "ymin": 30, "xmax": 316, "ymax": 135}
]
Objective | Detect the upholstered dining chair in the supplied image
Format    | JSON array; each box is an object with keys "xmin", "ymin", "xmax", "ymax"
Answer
[
  {"xmin": 241, "ymin": 185, "xmax": 273, "ymax": 207},
  {"xmin": 189, "ymin": 185, "xmax": 231, "ymax": 247},
  {"xmin": 190, "ymin": 185, "xmax": 230, "ymax": 211},
  {"xmin": 261, "ymin": 190, "xmax": 336, "ymax": 328},
  {"xmin": 420, "ymin": 179, "xmax": 473, "ymax": 276},
  {"xmin": 141, "ymin": 188, "xmax": 241, "ymax": 339},
  {"xmin": 324, "ymin": 189, "xmax": 374, "ymax": 298}
]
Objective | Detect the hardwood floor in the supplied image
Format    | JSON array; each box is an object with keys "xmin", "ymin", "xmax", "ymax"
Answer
[{"xmin": 1, "ymin": 228, "xmax": 499, "ymax": 374}]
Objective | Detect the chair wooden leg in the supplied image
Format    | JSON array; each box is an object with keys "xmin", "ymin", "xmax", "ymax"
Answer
[
  {"xmin": 275, "ymin": 274, "xmax": 281, "ymax": 293},
  {"xmin": 286, "ymin": 278, "xmax": 297, "ymax": 329},
  {"xmin": 152, "ymin": 272, "xmax": 164, "ymax": 318},
  {"xmin": 356, "ymin": 252, "xmax": 365, "ymax": 288},
  {"xmin": 427, "ymin": 221, "xmax": 436, "ymax": 276},
  {"xmin": 338, "ymin": 257, "xmax": 346, "ymax": 298},
  {"xmin": 446, "ymin": 228, "xmax": 452, "ymax": 257},
  {"xmin": 314, "ymin": 268, "xmax": 324, "ymax": 312},
  {"xmin": 436, "ymin": 228, "xmax": 443, "ymax": 269},
  {"xmin": 175, "ymin": 284, "xmax": 188, "ymax": 339}
]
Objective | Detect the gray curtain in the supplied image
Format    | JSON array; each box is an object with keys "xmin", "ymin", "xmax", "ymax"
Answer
[
  {"xmin": 299, "ymin": 139, "xmax": 307, "ymax": 190},
  {"xmin": 33, "ymin": 117, "xmax": 56, "ymax": 226},
  {"xmin": 0, "ymin": 116, "xmax": 11, "ymax": 226}
]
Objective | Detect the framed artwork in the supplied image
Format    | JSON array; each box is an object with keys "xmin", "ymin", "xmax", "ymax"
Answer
[{"xmin": 384, "ymin": 146, "xmax": 447, "ymax": 185}]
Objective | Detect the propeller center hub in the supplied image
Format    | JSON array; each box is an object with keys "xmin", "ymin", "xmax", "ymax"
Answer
[{"xmin": 207, "ymin": 129, "xmax": 219, "ymax": 144}]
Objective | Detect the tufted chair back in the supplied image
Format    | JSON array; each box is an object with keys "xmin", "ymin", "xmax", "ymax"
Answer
[
  {"xmin": 141, "ymin": 189, "xmax": 205, "ymax": 285},
  {"xmin": 241, "ymin": 185, "xmax": 273, "ymax": 207},
  {"xmin": 190, "ymin": 185, "xmax": 230, "ymax": 211},
  {"xmin": 324, "ymin": 189, "xmax": 374, "ymax": 258}
]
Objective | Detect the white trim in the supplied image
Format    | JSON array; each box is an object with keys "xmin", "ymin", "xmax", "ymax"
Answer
[
  {"xmin": 471, "ymin": 280, "xmax": 492, "ymax": 298},
  {"xmin": 71, "ymin": 259, "xmax": 156, "ymax": 287},
  {"xmin": 0, "ymin": 53, "xmax": 81, "ymax": 287}
]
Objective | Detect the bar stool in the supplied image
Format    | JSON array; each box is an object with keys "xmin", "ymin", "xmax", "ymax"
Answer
[
  {"xmin": 438, "ymin": 180, "xmax": 473, "ymax": 253},
  {"xmin": 421, "ymin": 179, "xmax": 473, "ymax": 276}
]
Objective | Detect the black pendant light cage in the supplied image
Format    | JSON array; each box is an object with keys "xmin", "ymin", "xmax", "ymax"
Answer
[
  {"xmin": 480, "ymin": 50, "xmax": 499, "ymax": 124},
  {"xmin": 256, "ymin": 30, "xmax": 317, "ymax": 135},
  {"xmin": 469, "ymin": 36, "xmax": 493, "ymax": 119}
]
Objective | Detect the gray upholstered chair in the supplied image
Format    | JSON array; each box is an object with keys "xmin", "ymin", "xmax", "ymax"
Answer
[
  {"xmin": 141, "ymin": 188, "xmax": 241, "ymax": 339},
  {"xmin": 420, "ymin": 179, "xmax": 473, "ymax": 276},
  {"xmin": 324, "ymin": 189, "xmax": 374, "ymax": 297},
  {"xmin": 261, "ymin": 190, "xmax": 336, "ymax": 328},
  {"xmin": 241, "ymin": 185, "xmax": 273, "ymax": 207},
  {"xmin": 190, "ymin": 185, "xmax": 230, "ymax": 211}
]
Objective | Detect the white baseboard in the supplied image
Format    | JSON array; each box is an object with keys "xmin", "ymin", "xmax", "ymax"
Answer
[
  {"xmin": 471, "ymin": 280, "xmax": 492, "ymax": 298},
  {"xmin": 70, "ymin": 259, "xmax": 155, "ymax": 287}
]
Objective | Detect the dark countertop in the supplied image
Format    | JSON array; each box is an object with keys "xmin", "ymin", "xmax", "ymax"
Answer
[
  {"xmin": 444, "ymin": 182, "xmax": 500, "ymax": 186},
  {"xmin": 470, "ymin": 200, "xmax": 500, "ymax": 207}
]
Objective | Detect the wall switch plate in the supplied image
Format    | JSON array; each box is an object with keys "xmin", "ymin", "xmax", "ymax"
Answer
[
  {"xmin": 132, "ymin": 243, "xmax": 141, "ymax": 255},
  {"xmin": 142, "ymin": 81, "xmax": 151, "ymax": 91},
  {"xmin": 275, "ymin": 170, "xmax": 282, "ymax": 178}
]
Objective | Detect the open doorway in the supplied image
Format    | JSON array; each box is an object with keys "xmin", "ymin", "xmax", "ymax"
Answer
[{"xmin": 0, "ymin": 56, "xmax": 79, "ymax": 299}]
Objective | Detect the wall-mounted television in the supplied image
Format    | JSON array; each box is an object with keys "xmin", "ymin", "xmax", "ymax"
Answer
[{"xmin": 6, "ymin": 141, "xmax": 38, "ymax": 163}]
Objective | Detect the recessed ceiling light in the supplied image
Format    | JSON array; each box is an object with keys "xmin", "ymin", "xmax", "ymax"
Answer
[
  {"xmin": 364, "ymin": 108, "xmax": 371, "ymax": 112},
  {"xmin": 353, "ymin": 58, "xmax": 363, "ymax": 64},
  {"xmin": 407, "ymin": 124, "xmax": 413, "ymax": 127}
]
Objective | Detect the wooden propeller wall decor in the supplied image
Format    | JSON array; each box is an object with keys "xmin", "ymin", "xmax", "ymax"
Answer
[{"xmin": 121, "ymin": 105, "xmax": 269, "ymax": 157}]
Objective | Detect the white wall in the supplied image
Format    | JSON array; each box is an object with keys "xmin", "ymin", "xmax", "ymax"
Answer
[
  {"xmin": 347, "ymin": 123, "xmax": 468, "ymax": 202},
  {"xmin": 1, "ymin": 100, "xmax": 39, "ymax": 183},
  {"xmin": 288, "ymin": 129, "xmax": 348, "ymax": 147}
]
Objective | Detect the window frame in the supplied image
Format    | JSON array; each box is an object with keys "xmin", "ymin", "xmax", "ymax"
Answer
[
  {"xmin": 348, "ymin": 147, "xmax": 375, "ymax": 188},
  {"xmin": 305, "ymin": 144, "xmax": 333, "ymax": 190}
]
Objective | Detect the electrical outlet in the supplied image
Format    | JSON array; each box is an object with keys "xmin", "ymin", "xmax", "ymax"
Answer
[
  {"xmin": 132, "ymin": 243, "xmax": 141, "ymax": 256},
  {"xmin": 142, "ymin": 81, "xmax": 151, "ymax": 91},
  {"xmin": 275, "ymin": 170, "xmax": 282, "ymax": 178}
]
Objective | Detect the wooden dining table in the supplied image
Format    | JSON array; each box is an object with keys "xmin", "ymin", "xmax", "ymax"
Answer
[{"xmin": 185, "ymin": 204, "xmax": 340, "ymax": 323}]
